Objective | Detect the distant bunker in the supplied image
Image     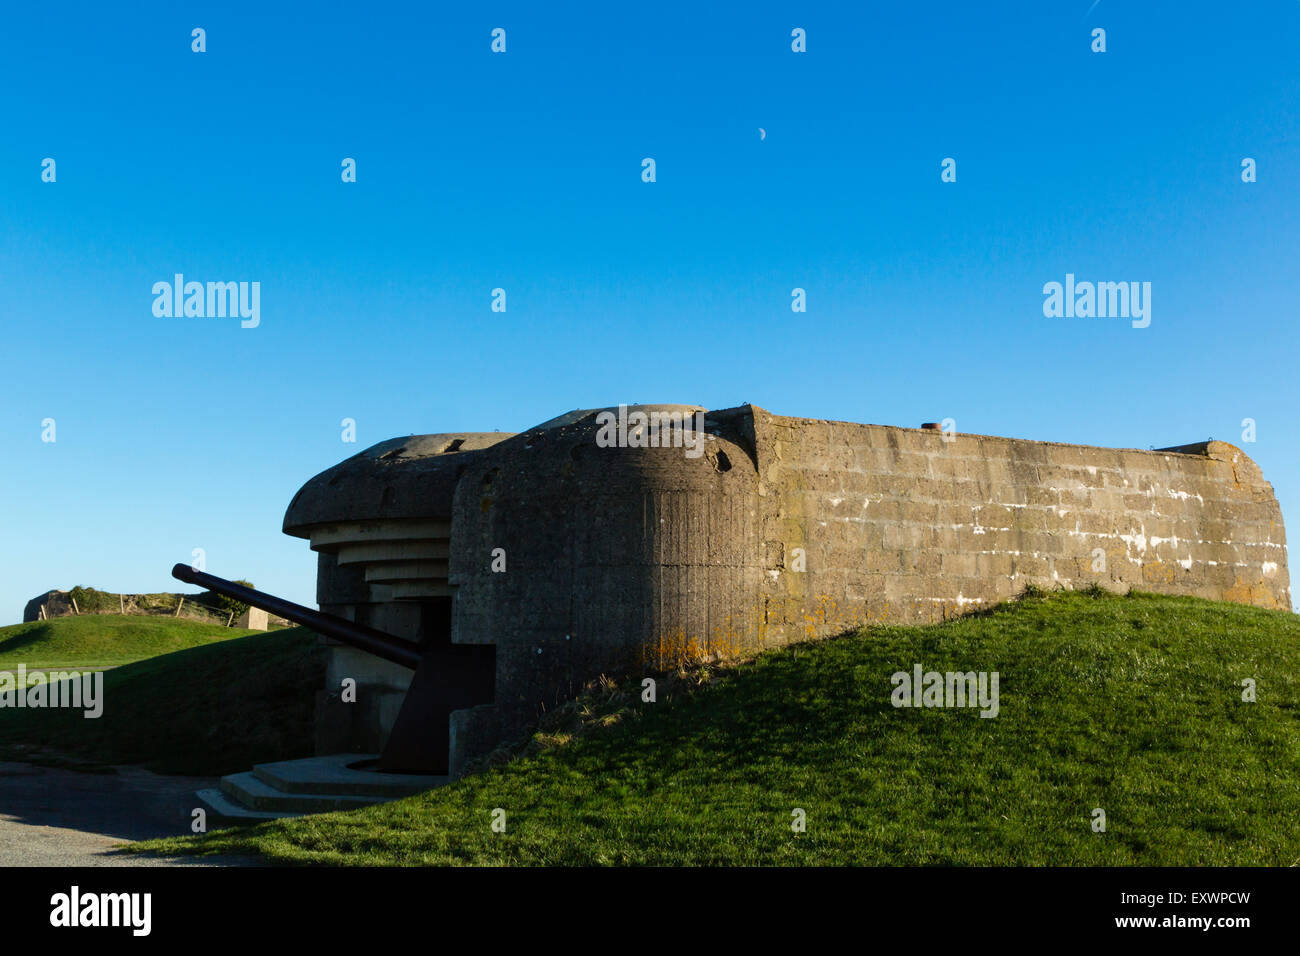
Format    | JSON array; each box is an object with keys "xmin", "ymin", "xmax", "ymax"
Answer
[{"xmin": 284, "ymin": 404, "xmax": 1291, "ymax": 774}]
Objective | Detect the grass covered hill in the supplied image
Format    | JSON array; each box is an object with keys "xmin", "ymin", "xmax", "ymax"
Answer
[
  {"xmin": 140, "ymin": 588, "xmax": 1300, "ymax": 866},
  {"xmin": 0, "ymin": 626, "xmax": 323, "ymax": 774},
  {"xmin": 0, "ymin": 614, "xmax": 265, "ymax": 669}
]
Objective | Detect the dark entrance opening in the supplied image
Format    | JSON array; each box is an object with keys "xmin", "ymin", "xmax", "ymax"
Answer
[{"xmin": 418, "ymin": 597, "xmax": 453, "ymax": 649}]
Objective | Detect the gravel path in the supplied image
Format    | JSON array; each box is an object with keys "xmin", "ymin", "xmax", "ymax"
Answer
[{"xmin": 0, "ymin": 761, "xmax": 260, "ymax": 866}]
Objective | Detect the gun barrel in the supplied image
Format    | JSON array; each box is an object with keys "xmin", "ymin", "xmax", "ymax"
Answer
[{"xmin": 170, "ymin": 564, "xmax": 421, "ymax": 669}]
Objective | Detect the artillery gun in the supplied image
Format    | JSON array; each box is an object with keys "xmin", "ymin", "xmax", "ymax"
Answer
[{"xmin": 171, "ymin": 564, "xmax": 492, "ymax": 774}]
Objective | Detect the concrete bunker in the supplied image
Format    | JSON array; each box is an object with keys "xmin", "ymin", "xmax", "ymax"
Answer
[{"xmin": 191, "ymin": 403, "xmax": 1290, "ymax": 777}]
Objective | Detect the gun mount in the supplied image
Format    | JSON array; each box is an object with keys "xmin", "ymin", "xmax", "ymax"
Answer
[{"xmin": 171, "ymin": 564, "xmax": 494, "ymax": 774}]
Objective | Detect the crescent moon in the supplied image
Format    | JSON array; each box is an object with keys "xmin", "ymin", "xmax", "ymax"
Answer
[{"xmin": 759, "ymin": 128, "xmax": 766, "ymax": 140}]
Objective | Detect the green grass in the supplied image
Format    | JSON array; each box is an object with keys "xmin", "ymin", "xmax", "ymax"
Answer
[
  {"xmin": 0, "ymin": 627, "xmax": 324, "ymax": 774},
  {"xmin": 136, "ymin": 589, "xmax": 1300, "ymax": 865},
  {"xmin": 0, "ymin": 614, "xmax": 263, "ymax": 668}
]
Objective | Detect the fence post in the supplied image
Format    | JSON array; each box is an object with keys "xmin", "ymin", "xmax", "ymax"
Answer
[
  {"xmin": 174, "ymin": 596, "xmax": 185, "ymax": 618},
  {"xmin": 71, "ymin": 597, "xmax": 80, "ymax": 615},
  {"xmin": 120, "ymin": 594, "xmax": 125, "ymax": 614},
  {"xmin": 227, "ymin": 611, "xmax": 234, "ymax": 627}
]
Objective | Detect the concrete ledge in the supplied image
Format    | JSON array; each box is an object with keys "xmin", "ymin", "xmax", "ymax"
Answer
[
  {"xmin": 196, "ymin": 787, "xmax": 302, "ymax": 824},
  {"xmin": 251, "ymin": 754, "xmax": 448, "ymax": 797},
  {"xmin": 220, "ymin": 772, "xmax": 391, "ymax": 813}
]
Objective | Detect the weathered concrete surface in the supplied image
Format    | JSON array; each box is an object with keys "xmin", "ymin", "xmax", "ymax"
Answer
[
  {"xmin": 235, "ymin": 607, "xmax": 268, "ymax": 630},
  {"xmin": 747, "ymin": 415, "xmax": 1289, "ymax": 634},
  {"xmin": 283, "ymin": 404, "xmax": 1291, "ymax": 774}
]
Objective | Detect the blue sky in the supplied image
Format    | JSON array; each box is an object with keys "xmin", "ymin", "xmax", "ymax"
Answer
[{"xmin": 1, "ymin": 1, "xmax": 1297, "ymax": 621}]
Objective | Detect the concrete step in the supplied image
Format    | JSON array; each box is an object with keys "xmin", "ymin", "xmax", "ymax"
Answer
[
  {"xmin": 251, "ymin": 753, "xmax": 448, "ymax": 797},
  {"xmin": 199, "ymin": 753, "xmax": 452, "ymax": 821},
  {"xmin": 196, "ymin": 787, "xmax": 302, "ymax": 825},
  {"xmin": 219, "ymin": 772, "xmax": 391, "ymax": 814}
]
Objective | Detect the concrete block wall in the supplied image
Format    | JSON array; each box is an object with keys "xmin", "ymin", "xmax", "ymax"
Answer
[{"xmin": 750, "ymin": 408, "xmax": 1290, "ymax": 645}]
